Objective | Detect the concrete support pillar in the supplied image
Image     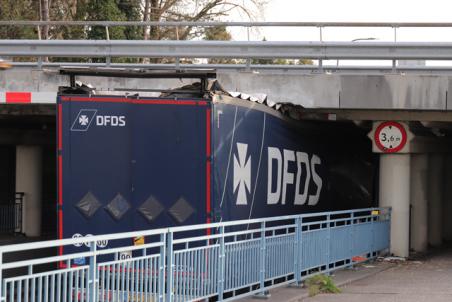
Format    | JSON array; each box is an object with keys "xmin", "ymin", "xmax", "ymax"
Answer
[
  {"xmin": 442, "ymin": 154, "xmax": 452, "ymax": 242},
  {"xmin": 379, "ymin": 154, "xmax": 411, "ymax": 258},
  {"xmin": 15, "ymin": 146, "xmax": 42, "ymax": 237},
  {"xmin": 428, "ymin": 153, "xmax": 444, "ymax": 247},
  {"xmin": 410, "ymin": 154, "xmax": 428, "ymax": 252}
]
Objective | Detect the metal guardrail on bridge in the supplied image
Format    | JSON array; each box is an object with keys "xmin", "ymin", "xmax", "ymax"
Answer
[
  {"xmin": 0, "ymin": 208, "xmax": 390, "ymax": 302},
  {"xmin": 3, "ymin": 22, "xmax": 452, "ymax": 72},
  {"xmin": 4, "ymin": 40, "xmax": 452, "ymax": 60}
]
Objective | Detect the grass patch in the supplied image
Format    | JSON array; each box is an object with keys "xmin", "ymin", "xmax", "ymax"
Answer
[{"xmin": 305, "ymin": 274, "xmax": 342, "ymax": 297}]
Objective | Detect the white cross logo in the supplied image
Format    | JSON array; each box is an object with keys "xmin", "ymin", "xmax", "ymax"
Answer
[
  {"xmin": 79, "ymin": 115, "xmax": 89, "ymax": 126},
  {"xmin": 233, "ymin": 143, "xmax": 251, "ymax": 205}
]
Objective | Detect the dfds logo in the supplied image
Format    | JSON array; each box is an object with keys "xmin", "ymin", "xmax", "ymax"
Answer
[
  {"xmin": 232, "ymin": 142, "xmax": 323, "ymax": 206},
  {"xmin": 233, "ymin": 143, "xmax": 252, "ymax": 205},
  {"xmin": 267, "ymin": 147, "xmax": 323, "ymax": 206},
  {"xmin": 71, "ymin": 109, "xmax": 126, "ymax": 131}
]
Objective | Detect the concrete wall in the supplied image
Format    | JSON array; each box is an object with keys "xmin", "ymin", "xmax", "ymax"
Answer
[{"xmin": 1, "ymin": 67, "xmax": 452, "ymax": 110}]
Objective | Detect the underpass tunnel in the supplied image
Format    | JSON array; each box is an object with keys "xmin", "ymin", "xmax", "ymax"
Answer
[
  {"xmin": 295, "ymin": 111, "xmax": 452, "ymax": 258},
  {"xmin": 367, "ymin": 120, "xmax": 452, "ymax": 258},
  {"xmin": 0, "ymin": 105, "xmax": 55, "ymax": 242},
  {"xmin": 1, "ymin": 96, "xmax": 451, "ymax": 261}
]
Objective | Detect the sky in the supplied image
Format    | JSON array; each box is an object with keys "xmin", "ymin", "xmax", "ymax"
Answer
[
  {"xmin": 229, "ymin": 0, "xmax": 452, "ymax": 42},
  {"xmin": 263, "ymin": 0, "xmax": 452, "ymax": 23},
  {"xmin": 228, "ymin": 0, "xmax": 452, "ymax": 66}
]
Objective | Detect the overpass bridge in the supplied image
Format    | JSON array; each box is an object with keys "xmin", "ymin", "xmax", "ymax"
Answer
[{"xmin": 0, "ymin": 22, "xmax": 452, "ymax": 276}]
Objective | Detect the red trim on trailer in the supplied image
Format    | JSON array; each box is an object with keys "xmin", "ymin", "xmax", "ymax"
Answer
[
  {"xmin": 206, "ymin": 108, "xmax": 212, "ymax": 235},
  {"xmin": 206, "ymin": 109, "xmax": 212, "ymax": 157},
  {"xmin": 5, "ymin": 92, "xmax": 31, "ymax": 103},
  {"xmin": 58, "ymin": 156, "xmax": 63, "ymax": 230},
  {"xmin": 58, "ymin": 104, "xmax": 62, "ymax": 150},
  {"xmin": 60, "ymin": 96, "xmax": 209, "ymax": 106},
  {"xmin": 57, "ymin": 103, "xmax": 64, "ymax": 259}
]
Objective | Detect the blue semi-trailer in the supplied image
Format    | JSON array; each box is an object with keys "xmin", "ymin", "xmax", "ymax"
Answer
[{"xmin": 57, "ymin": 85, "xmax": 376, "ymax": 259}]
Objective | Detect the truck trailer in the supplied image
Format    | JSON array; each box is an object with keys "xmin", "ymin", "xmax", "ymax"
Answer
[{"xmin": 57, "ymin": 69, "xmax": 377, "ymax": 254}]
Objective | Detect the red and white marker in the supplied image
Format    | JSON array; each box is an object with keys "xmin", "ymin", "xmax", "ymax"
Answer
[
  {"xmin": 0, "ymin": 91, "xmax": 57, "ymax": 104},
  {"xmin": 374, "ymin": 121, "xmax": 408, "ymax": 153}
]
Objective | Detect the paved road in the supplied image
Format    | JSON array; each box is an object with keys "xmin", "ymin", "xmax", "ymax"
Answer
[{"xmin": 304, "ymin": 247, "xmax": 452, "ymax": 302}]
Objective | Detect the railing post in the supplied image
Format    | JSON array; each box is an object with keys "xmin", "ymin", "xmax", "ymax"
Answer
[
  {"xmin": 326, "ymin": 214, "xmax": 331, "ymax": 274},
  {"xmin": 350, "ymin": 212, "xmax": 355, "ymax": 266},
  {"xmin": 88, "ymin": 240, "xmax": 97, "ymax": 302},
  {"xmin": 388, "ymin": 208, "xmax": 392, "ymax": 254},
  {"xmin": 256, "ymin": 221, "xmax": 268, "ymax": 297},
  {"xmin": 370, "ymin": 209, "xmax": 375, "ymax": 258},
  {"xmin": 158, "ymin": 233, "xmax": 166, "ymax": 302},
  {"xmin": 294, "ymin": 217, "xmax": 302, "ymax": 285},
  {"xmin": 217, "ymin": 226, "xmax": 225, "ymax": 301},
  {"xmin": 166, "ymin": 231, "xmax": 174, "ymax": 302}
]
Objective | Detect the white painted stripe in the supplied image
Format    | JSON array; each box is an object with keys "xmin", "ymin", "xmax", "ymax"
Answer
[
  {"xmin": 31, "ymin": 92, "xmax": 57, "ymax": 104},
  {"xmin": 248, "ymin": 112, "xmax": 266, "ymax": 220},
  {"xmin": 219, "ymin": 106, "xmax": 238, "ymax": 208}
]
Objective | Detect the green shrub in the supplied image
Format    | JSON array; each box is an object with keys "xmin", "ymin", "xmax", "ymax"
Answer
[{"xmin": 305, "ymin": 274, "xmax": 342, "ymax": 297}]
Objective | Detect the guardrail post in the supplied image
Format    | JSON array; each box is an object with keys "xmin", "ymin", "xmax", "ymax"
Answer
[
  {"xmin": 256, "ymin": 221, "xmax": 268, "ymax": 297},
  {"xmin": 217, "ymin": 226, "xmax": 225, "ymax": 301},
  {"xmin": 88, "ymin": 240, "xmax": 97, "ymax": 302},
  {"xmin": 166, "ymin": 231, "xmax": 174, "ymax": 302},
  {"xmin": 294, "ymin": 217, "xmax": 302, "ymax": 285},
  {"xmin": 326, "ymin": 214, "xmax": 331, "ymax": 275},
  {"xmin": 105, "ymin": 26, "xmax": 110, "ymax": 40},
  {"xmin": 158, "ymin": 233, "xmax": 165, "ymax": 302},
  {"xmin": 37, "ymin": 57, "xmax": 43, "ymax": 69}
]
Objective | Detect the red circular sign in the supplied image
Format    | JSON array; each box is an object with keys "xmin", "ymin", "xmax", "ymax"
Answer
[{"xmin": 374, "ymin": 121, "xmax": 407, "ymax": 153}]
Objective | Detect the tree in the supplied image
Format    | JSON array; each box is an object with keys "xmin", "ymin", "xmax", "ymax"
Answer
[
  {"xmin": 117, "ymin": 0, "xmax": 142, "ymax": 40},
  {"xmin": 0, "ymin": 0, "xmax": 265, "ymax": 64},
  {"xmin": 39, "ymin": 0, "xmax": 50, "ymax": 39},
  {"xmin": 204, "ymin": 25, "xmax": 234, "ymax": 64},
  {"xmin": 0, "ymin": 1, "xmax": 38, "ymax": 39},
  {"xmin": 86, "ymin": 0, "xmax": 126, "ymax": 40},
  {"xmin": 252, "ymin": 38, "xmax": 314, "ymax": 66},
  {"xmin": 298, "ymin": 58, "xmax": 314, "ymax": 65},
  {"xmin": 204, "ymin": 25, "xmax": 231, "ymax": 41},
  {"xmin": 142, "ymin": 0, "xmax": 263, "ymax": 40},
  {"xmin": 0, "ymin": 0, "xmax": 264, "ymax": 41}
]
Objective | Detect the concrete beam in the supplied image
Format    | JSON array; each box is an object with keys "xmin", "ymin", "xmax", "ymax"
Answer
[
  {"xmin": 287, "ymin": 109, "xmax": 452, "ymax": 122},
  {"xmin": 1, "ymin": 67, "xmax": 452, "ymax": 111}
]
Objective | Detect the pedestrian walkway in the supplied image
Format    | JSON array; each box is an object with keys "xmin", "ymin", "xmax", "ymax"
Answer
[
  {"xmin": 239, "ymin": 246, "xmax": 452, "ymax": 302},
  {"xmin": 305, "ymin": 247, "xmax": 452, "ymax": 302},
  {"xmin": 238, "ymin": 261, "xmax": 395, "ymax": 302}
]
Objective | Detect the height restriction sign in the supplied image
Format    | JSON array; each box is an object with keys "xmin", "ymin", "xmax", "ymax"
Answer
[{"xmin": 370, "ymin": 121, "xmax": 412, "ymax": 153}]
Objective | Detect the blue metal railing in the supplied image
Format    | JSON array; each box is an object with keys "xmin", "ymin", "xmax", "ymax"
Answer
[
  {"xmin": 0, "ymin": 207, "xmax": 390, "ymax": 302},
  {"xmin": 0, "ymin": 193, "xmax": 24, "ymax": 234}
]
